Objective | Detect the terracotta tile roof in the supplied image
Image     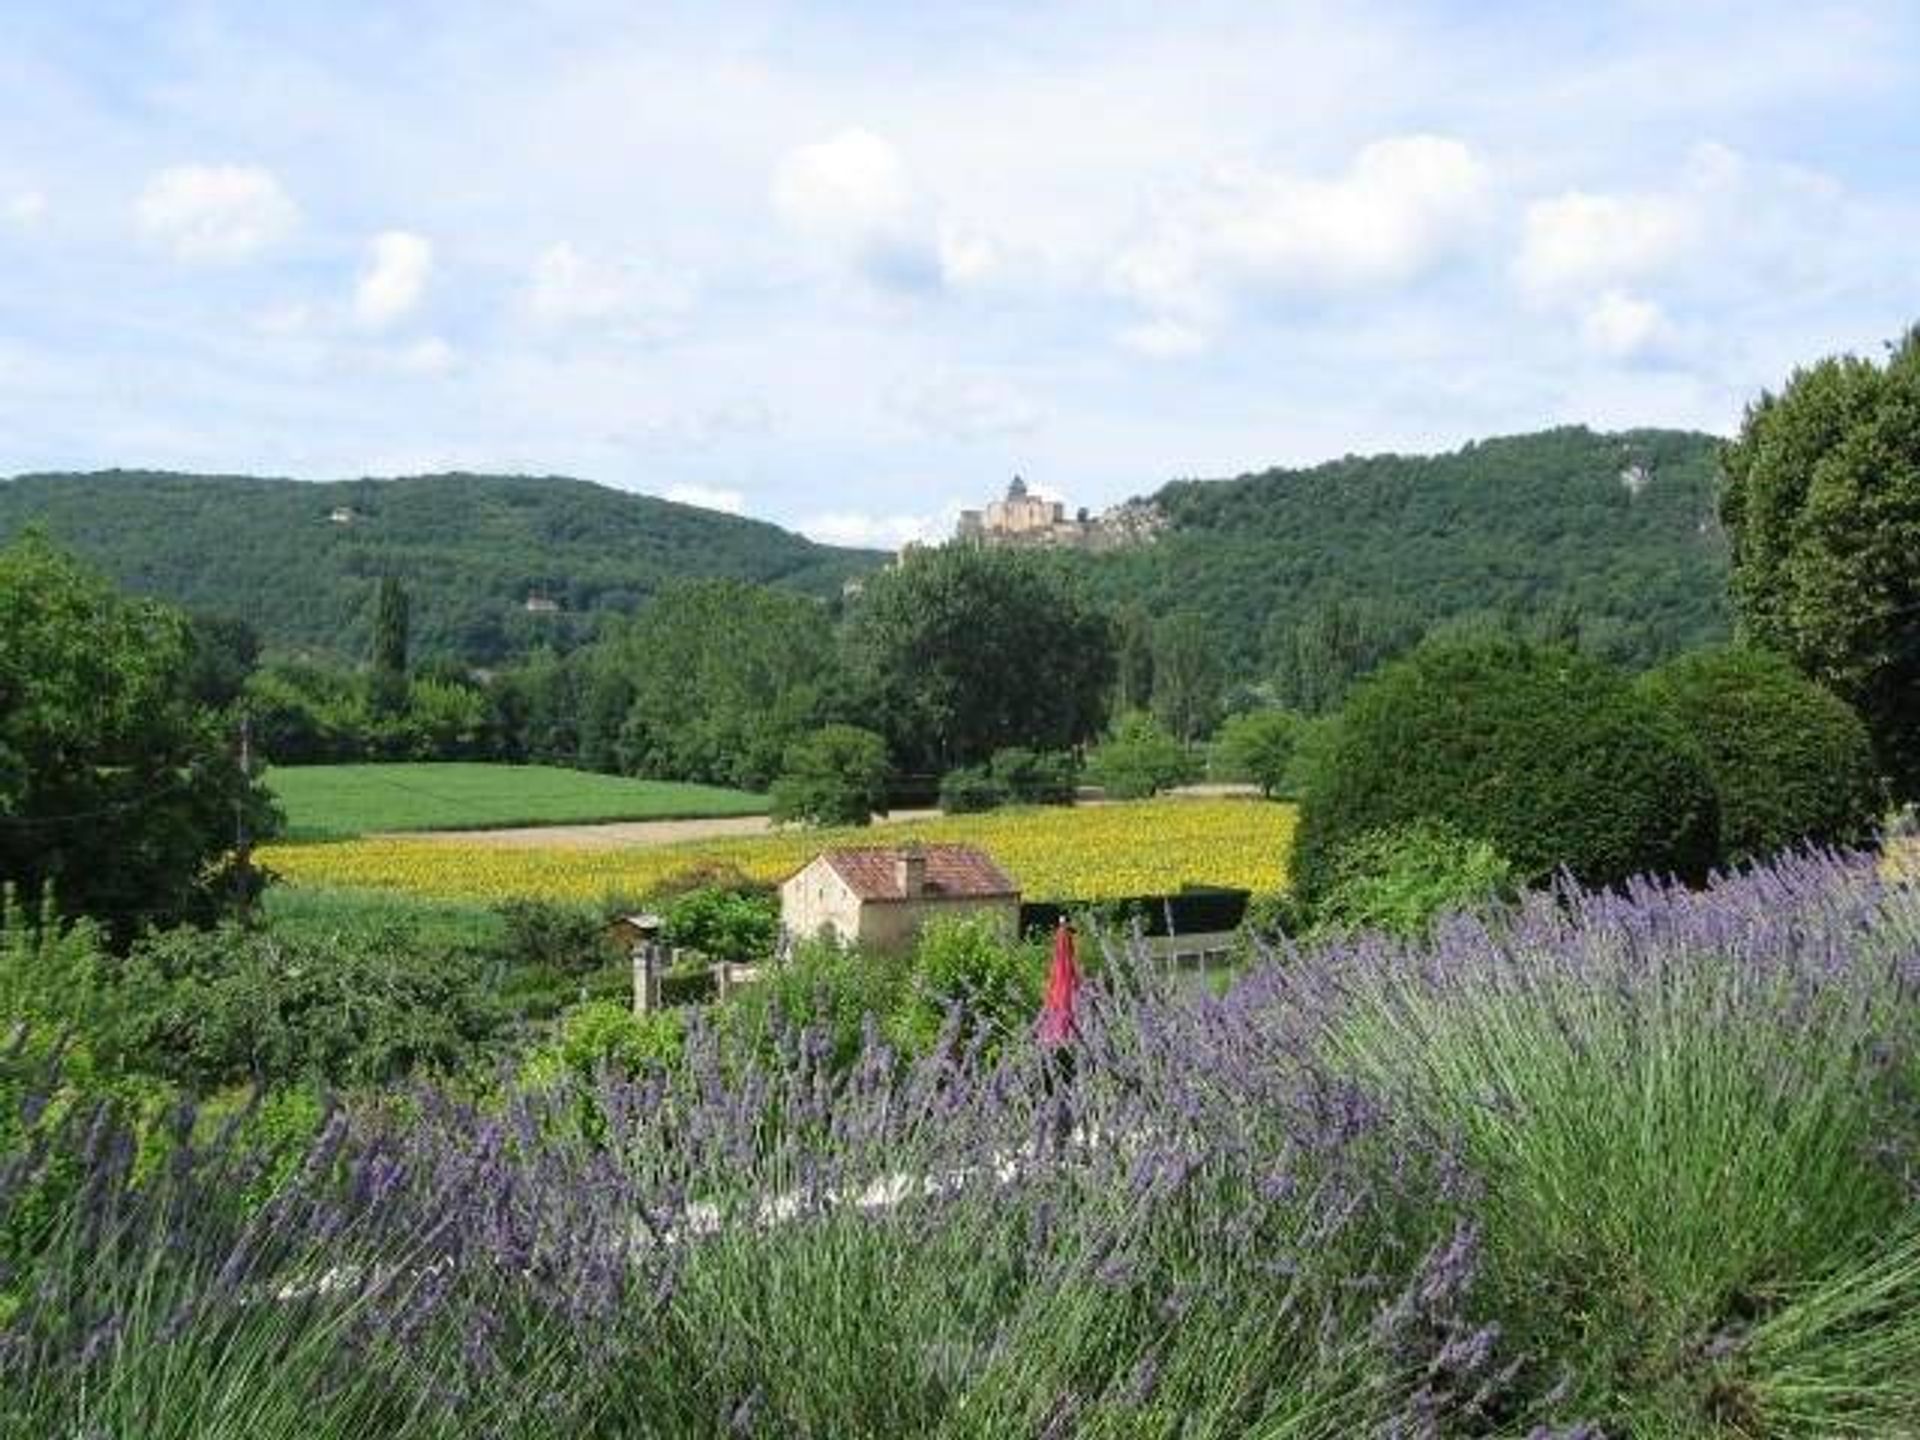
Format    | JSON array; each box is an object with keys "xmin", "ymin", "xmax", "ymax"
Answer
[{"xmin": 811, "ymin": 844, "xmax": 1019, "ymax": 901}]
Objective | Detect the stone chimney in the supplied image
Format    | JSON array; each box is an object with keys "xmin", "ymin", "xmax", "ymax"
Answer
[{"xmin": 895, "ymin": 844, "xmax": 927, "ymax": 899}]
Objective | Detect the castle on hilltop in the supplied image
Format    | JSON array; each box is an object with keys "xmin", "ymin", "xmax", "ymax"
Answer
[{"xmin": 954, "ymin": 476, "xmax": 1163, "ymax": 552}]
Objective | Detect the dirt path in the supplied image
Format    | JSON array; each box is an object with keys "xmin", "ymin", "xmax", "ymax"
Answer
[{"xmin": 378, "ymin": 784, "xmax": 1263, "ymax": 850}]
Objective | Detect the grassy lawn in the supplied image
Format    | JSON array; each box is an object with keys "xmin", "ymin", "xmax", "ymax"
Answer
[{"xmin": 266, "ymin": 762, "xmax": 769, "ymax": 840}]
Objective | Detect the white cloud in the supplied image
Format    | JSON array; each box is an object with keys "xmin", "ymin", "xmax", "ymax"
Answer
[
  {"xmin": 135, "ymin": 164, "xmax": 296, "ymax": 261},
  {"xmin": 525, "ymin": 242, "xmax": 696, "ymax": 336},
  {"xmin": 772, "ymin": 128, "xmax": 990, "ymax": 291},
  {"xmin": 5, "ymin": 190, "xmax": 46, "ymax": 226},
  {"xmin": 799, "ymin": 505, "xmax": 959, "ymax": 549},
  {"xmin": 1579, "ymin": 290, "xmax": 1673, "ymax": 361},
  {"xmin": 664, "ymin": 483, "xmax": 746, "ymax": 513},
  {"xmin": 353, "ymin": 230, "xmax": 434, "ymax": 328},
  {"xmin": 1516, "ymin": 190, "xmax": 1696, "ymax": 296},
  {"xmin": 396, "ymin": 336, "xmax": 457, "ymax": 373},
  {"xmin": 1117, "ymin": 317, "xmax": 1210, "ymax": 358},
  {"xmin": 888, "ymin": 369, "xmax": 1043, "ymax": 440},
  {"xmin": 1112, "ymin": 135, "xmax": 1488, "ymax": 349}
]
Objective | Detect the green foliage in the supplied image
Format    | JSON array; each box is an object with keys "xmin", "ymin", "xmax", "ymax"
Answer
[
  {"xmin": 1210, "ymin": 708, "xmax": 1304, "ymax": 797},
  {"xmin": 492, "ymin": 899, "xmax": 613, "ymax": 977},
  {"xmin": 1150, "ymin": 609, "xmax": 1226, "ymax": 742},
  {"xmin": 938, "ymin": 763, "xmax": 1006, "ymax": 814},
  {"xmin": 1069, "ymin": 426, "xmax": 1730, "ymax": 677},
  {"xmin": 0, "ymin": 534, "xmax": 281, "ymax": 939},
  {"xmin": 1311, "ymin": 820, "xmax": 1515, "ymax": 939},
  {"xmin": 1085, "ymin": 710, "xmax": 1196, "ymax": 799},
  {"xmin": 1294, "ymin": 635, "xmax": 1719, "ymax": 898},
  {"xmin": 1638, "ymin": 646, "xmax": 1883, "ymax": 865},
  {"xmin": 369, "ymin": 576, "xmax": 410, "ymax": 717},
  {"xmin": 725, "ymin": 939, "xmax": 902, "ymax": 1073},
  {"xmin": 892, "ymin": 915, "xmax": 1044, "ymax": 1056},
  {"xmin": 116, "ymin": 925, "xmax": 507, "ymax": 1090},
  {"xmin": 660, "ymin": 887, "xmax": 778, "ymax": 964},
  {"xmin": 0, "ymin": 469, "xmax": 877, "ymax": 665},
  {"xmin": 1721, "ymin": 330, "xmax": 1920, "ymax": 796},
  {"xmin": 847, "ymin": 544, "xmax": 1115, "ymax": 772},
  {"xmin": 595, "ymin": 579, "xmax": 851, "ymax": 789},
  {"xmin": 528, "ymin": 1001, "xmax": 686, "ymax": 1086},
  {"xmin": 770, "ymin": 724, "xmax": 890, "ymax": 827}
]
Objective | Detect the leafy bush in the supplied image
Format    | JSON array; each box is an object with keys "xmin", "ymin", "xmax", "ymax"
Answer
[
  {"xmin": 892, "ymin": 915, "xmax": 1044, "ymax": 1055},
  {"xmin": 528, "ymin": 1001, "xmax": 686, "ymax": 1086},
  {"xmin": 660, "ymin": 887, "xmax": 778, "ymax": 964},
  {"xmin": 989, "ymin": 747, "xmax": 1079, "ymax": 805},
  {"xmin": 1210, "ymin": 709, "xmax": 1305, "ymax": 797},
  {"xmin": 1294, "ymin": 635, "xmax": 1718, "ymax": 898},
  {"xmin": 938, "ymin": 764, "xmax": 1006, "ymax": 814},
  {"xmin": 1085, "ymin": 711, "xmax": 1196, "ymax": 799},
  {"xmin": 1637, "ymin": 646, "xmax": 1883, "ymax": 865},
  {"xmin": 1311, "ymin": 820, "xmax": 1515, "ymax": 938},
  {"xmin": 770, "ymin": 724, "xmax": 890, "ymax": 827},
  {"xmin": 723, "ymin": 938, "xmax": 902, "ymax": 1073},
  {"xmin": 493, "ymin": 899, "xmax": 613, "ymax": 977},
  {"xmin": 116, "ymin": 925, "xmax": 508, "ymax": 1090}
]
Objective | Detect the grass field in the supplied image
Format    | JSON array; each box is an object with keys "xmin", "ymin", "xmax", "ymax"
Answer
[
  {"xmin": 266, "ymin": 762, "xmax": 769, "ymax": 840},
  {"xmin": 262, "ymin": 797, "xmax": 1296, "ymax": 903}
]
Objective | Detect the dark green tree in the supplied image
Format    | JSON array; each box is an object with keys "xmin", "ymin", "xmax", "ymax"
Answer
[
  {"xmin": 1293, "ymin": 635, "xmax": 1718, "ymax": 899},
  {"xmin": 1150, "ymin": 609, "xmax": 1225, "ymax": 743},
  {"xmin": 770, "ymin": 724, "xmax": 891, "ymax": 827},
  {"xmin": 1085, "ymin": 711, "xmax": 1196, "ymax": 799},
  {"xmin": 1212, "ymin": 709, "xmax": 1304, "ymax": 798},
  {"xmin": 0, "ymin": 534, "xmax": 280, "ymax": 939},
  {"xmin": 1721, "ymin": 330, "xmax": 1920, "ymax": 796},
  {"xmin": 1113, "ymin": 603, "xmax": 1156, "ymax": 713},
  {"xmin": 847, "ymin": 546, "xmax": 1115, "ymax": 773},
  {"xmin": 369, "ymin": 575, "xmax": 411, "ymax": 717},
  {"xmin": 1267, "ymin": 597, "xmax": 1425, "ymax": 715}
]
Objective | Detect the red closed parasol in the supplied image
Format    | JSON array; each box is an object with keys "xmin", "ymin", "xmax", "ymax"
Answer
[{"xmin": 1037, "ymin": 918, "xmax": 1080, "ymax": 1046}]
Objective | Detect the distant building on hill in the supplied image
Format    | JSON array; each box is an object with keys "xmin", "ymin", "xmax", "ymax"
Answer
[
  {"xmin": 780, "ymin": 842, "xmax": 1020, "ymax": 954},
  {"xmin": 523, "ymin": 592, "xmax": 561, "ymax": 614},
  {"xmin": 954, "ymin": 476, "xmax": 1165, "ymax": 552},
  {"xmin": 328, "ymin": 506, "xmax": 360, "ymax": 525}
]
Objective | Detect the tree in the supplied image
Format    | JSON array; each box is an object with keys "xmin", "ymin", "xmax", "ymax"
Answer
[
  {"xmin": 0, "ymin": 535, "xmax": 280, "ymax": 939},
  {"xmin": 1113, "ymin": 603, "xmax": 1156, "ymax": 713},
  {"xmin": 1267, "ymin": 597, "xmax": 1425, "ymax": 715},
  {"xmin": 369, "ymin": 576, "xmax": 411, "ymax": 717},
  {"xmin": 847, "ymin": 547, "xmax": 1114, "ymax": 773},
  {"xmin": 771, "ymin": 725, "xmax": 891, "ymax": 827},
  {"xmin": 1150, "ymin": 609, "xmax": 1225, "ymax": 743},
  {"xmin": 1292, "ymin": 635, "xmax": 1718, "ymax": 900},
  {"xmin": 1212, "ymin": 709, "xmax": 1304, "ymax": 798},
  {"xmin": 1721, "ymin": 330, "xmax": 1920, "ymax": 796},
  {"xmin": 1085, "ymin": 711, "xmax": 1196, "ymax": 799},
  {"xmin": 1637, "ymin": 647, "xmax": 1882, "ymax": 865}
]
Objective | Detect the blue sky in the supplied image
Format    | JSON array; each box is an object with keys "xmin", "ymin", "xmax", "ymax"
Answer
[{"xmin": 3, "ymin": 1, "xmax": 1918, "ymax": 545}]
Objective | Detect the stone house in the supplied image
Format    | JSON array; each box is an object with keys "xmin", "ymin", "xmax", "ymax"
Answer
[{"xmin": 779, "ymin": 843, "xmax": 1020, "ymax": 955}]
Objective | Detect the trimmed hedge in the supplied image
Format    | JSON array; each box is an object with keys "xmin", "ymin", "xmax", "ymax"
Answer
[
  {"xmin": 1637, "ymin": 647, "xmax": 1882, "ymax": 865},
  {"xmin": 1294, "ymin": 636, "xmax": 1718, "ymax": 898}
]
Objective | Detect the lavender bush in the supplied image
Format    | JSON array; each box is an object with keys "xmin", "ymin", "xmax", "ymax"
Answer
[{"xmin": 5, "ymin": 851, "xmax": 1919, "ymax": 1437}]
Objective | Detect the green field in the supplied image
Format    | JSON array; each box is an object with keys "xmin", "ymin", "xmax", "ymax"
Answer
[{"xmin": 266, "ymin": 763, "xmax": 769, "ymax": 840}]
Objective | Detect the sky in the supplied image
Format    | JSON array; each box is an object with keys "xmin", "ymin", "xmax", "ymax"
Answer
[{"xmin": 2, "ymin": 1, "xmax": 1918, "ymax": 547}]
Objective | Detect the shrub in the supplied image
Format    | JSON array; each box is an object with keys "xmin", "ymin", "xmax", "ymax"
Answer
[
  {"xmin": 1085, "ymin": 711, "xmax": 1196, "ymax": 799},
  {"xmin": 1211, "ymin": 709, "xmax": 1305, "ymax": 797},
  {"xmin": 1311, "ymin": 820, "xmax": 1515, "ymax": 939},
  {"xmin": 529, "ymin": 1000, "xmax": 686, "ymax": 1086},
  {"xmin": 892, "ymin": 915, "xmax": 1044, "ymax": 1056},
  {"xmin": 1637, "ymin": 646, "xmax": 1883, "ymax": 865},
  {"xmin": 492, "ymin": 899, "xmax": 613, "ymax": 977},
  {"xmin": 770, "ymin": 724, "xmax": 891, "ymax": 827},
  {"xmin": 1294, "ymin": 635, "xmax": 1718, "ymax": 899},
  {"xmin": 723, "ymin": 938, "xmax": 901, "ymax": 1074},
  {"xmin": 989, "ymin": 747, "xmax": 1079, "ymax": 805},
  {"xmin": 660, "ymin": 887, "xmax": 778, "ymax": 965},
  {"xmin": 939, "ymin": 764, "xmax": 1006, "ymax": 814}
]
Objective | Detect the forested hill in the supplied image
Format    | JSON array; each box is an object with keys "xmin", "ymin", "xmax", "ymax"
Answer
[
  {"xmin": 1072, "ymin": 426, "xmax": 1731, "ymax": 672},
  {"xmin": 0, "ymin": 469, "xmax": 882, "ymax": 662}
]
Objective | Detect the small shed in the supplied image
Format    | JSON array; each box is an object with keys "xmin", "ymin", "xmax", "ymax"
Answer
[{"xmin": 780, "ymin": 843, "xmax": 1020, "ymax": 955}]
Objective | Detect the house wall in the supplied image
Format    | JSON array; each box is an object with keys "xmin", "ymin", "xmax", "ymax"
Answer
[
  {"xmin": 779, "ymin": 862, "xmax": 864, "ymax": 946},
  {"xmin": 855, "ymin": 897, "xmax": 1019, "ymax": 955}
]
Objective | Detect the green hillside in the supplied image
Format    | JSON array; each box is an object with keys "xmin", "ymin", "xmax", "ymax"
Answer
[
  {"xmin": 1074, "ymin": 425, "xmax": 1730, "ymax": 670},
  {"xmin": 0, "ymin": 469, "xmax": 881, "ymax": 662}
]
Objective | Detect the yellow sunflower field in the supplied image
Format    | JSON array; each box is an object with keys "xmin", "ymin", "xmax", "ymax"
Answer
[{"xmin": 261, "ymin": 798, "xmax": 1296, "ymax": 904}]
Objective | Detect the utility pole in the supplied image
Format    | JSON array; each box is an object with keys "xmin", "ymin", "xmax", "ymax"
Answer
[{"xmin": 235, "ymin": 711, "xmax": 254, "ymax": 926}]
